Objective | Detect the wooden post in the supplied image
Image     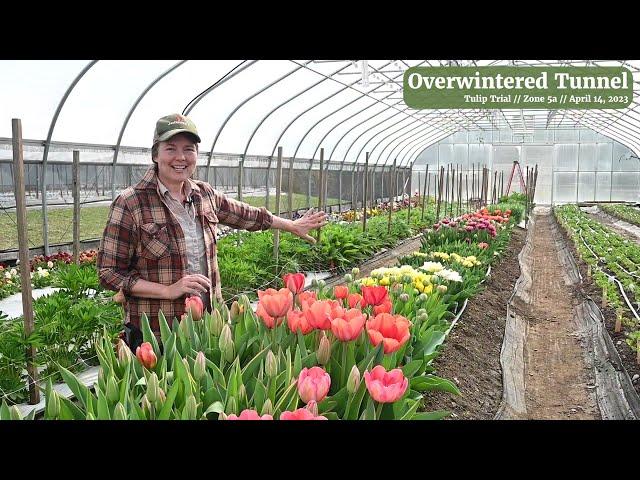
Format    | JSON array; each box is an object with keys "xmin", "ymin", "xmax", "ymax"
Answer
[
  {"xmin": 316, "ymin": 149, "xmax": 324, "ymax": 242},
  {"xmin": 274, "ymin": 147, "xmax": 283, "ymax": 263},
  {"xmin": 288, "ymin": 155, "xmax": 294, "ymax": 219},
  {"xmin": 421, "ymin": 165, "xmax": 428, "ymax": 220},
  {"xmin": 13, "ymin": 119, "xmax": 40, "ymax": 405},
  {"xmin": 388, "ymin": 160, "xmax": 395, "ymax": 234},
  {"xmin": 436, "ymin": 166, "xmax": 444, "ymax": 221},
  {"xmin": 363, "ymin": 152, "xmax": 369, "ymax": 232},
  {"xmin": 72, "ymin": 151, "xmax": 80, "ymax": 264},
  {"xmin": 458, "ymin": 170, "xmax": 463, "ymax": 216},
  {"xmin": 407, "ymin": 165, "xmax": 412, "ymax": 225},
  {"xmin": 465, "ymin": 173, "xmax": 469, "ymax": 213}
]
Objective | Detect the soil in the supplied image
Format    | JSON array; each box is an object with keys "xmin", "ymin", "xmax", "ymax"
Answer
[
  {"xmin": 421, "ymin": 227, "xmax": 526, "ymax": 419},
  {"xmin": 521, "ymin": 213, "xmax": 599, "ymax": 419},
  {"xmin": 561, "ymin": 209, "xmax": 640, "ymax": 396}
]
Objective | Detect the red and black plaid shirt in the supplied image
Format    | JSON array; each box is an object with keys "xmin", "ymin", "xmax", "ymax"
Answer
[{"xmin": 97, "ymin": 166, "xmax": 273, "ymax": 332}]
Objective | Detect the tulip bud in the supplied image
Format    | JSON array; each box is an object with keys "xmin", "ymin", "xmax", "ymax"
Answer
[
  {"xmin": 113, "ymin": 402, "xmax": 127, "ymax": 420},
  {"xmin": 158, "ymin": 387, "xmax": 166, "ymax": 404},
  {"xmin": 211, "ymin": 309, "xmax": 223, "ymax": 336},
  {"xmin": 218, "ymin": 411, "xmax": 228, "ymax": 420},
  {"xmin": 238, "ymin": 384, "xmax": 247, "ymax": 405},
  {"xmin": 265, "ymin": 350, "xmax": 278, "ymax": 378},
  {"xmin": 399, "ymin": 293, "xmax": 409, "ymax": 302},
  {"xmin": 401, "ymin": 274, "xmax": 413, "ymax": 284},
  {"xmin": 391, "ymin": 283, "xmax": 403, "ymax": 293},
  {"xmin": 194, "ymin": 351, "xmax": 206, "ymax": 381},
  {"xmin": 227, "ymin": 396, "xmax": 237, "ymax": 415},
  {"xmin": 86, "ymin": 412, "xmax": 96, "ymax": 420},
  {"xmin": 343, "ymin": 273, "xmax": 353, "ymax": 283},
  {"xmin": 351, "ymin": 267, "xmax": 360, "ymax": 277},
  {"xmin": 230, "ymin": 301, "xmax": 241, "ymax": 321},
  {"xmin": 261, "ymin": 399, "xmax": 274, "ymax": 416},
  {"xmin": 317, "ymin": 279, "xmax": 326, "ymax": 288},
  {"xmin": 106, "ymin": 377, "xmax": 119, "ymax": 403},
  {"xmin": 179, "ymin": 316, "xmax": 191, "ymax": 339},
  {"xmin": 46, "ymin": 390, "xmax": 60, "ymax": 419},
  {"xmin": 141, "ymin": 394, "xmax": 153, "ymax": 415},
  {"xmin": 437, "ymin": 285, "xmax": 448, "ymax": 294},
  {"xmin": 306, "ymin": 400, "xmax": 319, "ymax": 417},
  {"xmin": 310, "ymin": 278, "xmax": 318, "ymax": 288},
  {"xmin": 417, "ymin": 308, "xmax": 427, "ymax": 316},
  {"xmin": 418, "ymin": 293, "xmax": 428, "ymax": 303},
  {"xmin": 117, "ymin": 339, "xmax": 132, "ymax": 367},
  {"xmin": 146, "ymin": 372, "xmax": 160, "ymax": 404},
  {"xmin": 219, "ymin": 324, "xmax": 235, "ymax": 362},
  {"xmin": 184, "ymin": 395, "xmax": 198, "ymax": 419},
  {"xmin": 182, "ymin": 357, "xmax": 191, "ymax": 376},
  {"xmin": 417, "ymin": 312, "xmax": 429, "ymax": 323},
  {"xmin": 10, "ymin": 405, "xmax": 22, "ymax": 420},
  {"xmin": 317, "ymin": 332, "xmax": 331, "ymax": 366},
  {"xmin": 347, "ymin": 365, "xmax": 361, "ymax": 394}
]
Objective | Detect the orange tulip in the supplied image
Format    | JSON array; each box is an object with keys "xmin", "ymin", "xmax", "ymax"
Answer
[
  {"xmin": 135, "ymin": 342, "xmax": 157, "ymax": 369},
  {"xmin": 184, "ymin": 295, "xmax": 204, "ymax": 321},
  {"xmin": 361, "ymin": 285, "xmax": 389, "ymax": 307},
  {"xmin": 283, "ymin": 272, "xmax": 305, "ymax": 295},
  {"xmin": 333, "ymin": 285, "xmax": 349, "ymax": 299},
  {"xmin": 297, "ymin": 290, "xmax": 317, "ymax": 309},
  {"xmin": 257, "ymin": 288, "xmax": 293, "ymax": 319},
  {"xmin": 347, "ymin": 293, "xmax": 364, "ymax": 309},
  {"xmin": 373, "ymin": 299, "xmax": 392, "ymax": 316},
  {"xmin": 331, "ymin": 308, "xmax": 367, "ymax": 342},
  {"xmin": 287, "ymin": 309, "xmax": 314, "ymax": 335},
  {"xmin": 366, "ymin": 313, "xmax": 411, "ymax": 354},
  {"xmin": 256, "ymin": 302, "xmax": 283, "ymax": 329},
  {"xmin": 302, "ymin": 300, "xmax": 334, "ymax": 330}
]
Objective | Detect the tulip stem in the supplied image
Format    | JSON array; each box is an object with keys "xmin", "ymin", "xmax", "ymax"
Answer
[
  {"xmin": 341, "ymin": 343, "xmax": 348, "ymax": 389},
  {"xmin": 375, "ymin": 401, "xmax": 384, "ymax": 420}
]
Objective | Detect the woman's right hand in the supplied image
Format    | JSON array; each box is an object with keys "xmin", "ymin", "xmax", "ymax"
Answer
[{"xmin": 165, "ymin": 274, "xmax": 212, "ymax": 300}]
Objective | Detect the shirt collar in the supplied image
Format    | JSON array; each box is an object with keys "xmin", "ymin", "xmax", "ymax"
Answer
[{"xmin": 156, "ymin": 177, "xmax": 193, "ymax": 201}]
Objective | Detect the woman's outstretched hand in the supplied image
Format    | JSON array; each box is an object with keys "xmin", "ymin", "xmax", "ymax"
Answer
[{"xmin": 286, "ymin": 208, "xmax": 329, "ymax": 244}]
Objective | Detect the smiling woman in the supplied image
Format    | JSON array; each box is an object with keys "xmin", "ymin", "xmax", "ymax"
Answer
[{"xmin": 96, "ymin": 113, "xmax": 328, "ymax": 349}]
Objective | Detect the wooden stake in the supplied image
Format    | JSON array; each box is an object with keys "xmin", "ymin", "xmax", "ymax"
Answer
[
  {"xmin": 274, "ymin": 146, "xmax": 283, "ymax": 263},
  {"xmin": 602, "ymin": 285, "xmax": 608, "ymax": 308},
  {"xmin": 363, "ymin": 152, "xmax": 369, "ymax": 233},
  {"xmin": 288, "ymin": 154, "xmax": 294, "ymax": 219},
  {"xmin": 13, "ymin": 118, "xmax": 40, "ymax": 405},
  {"xmin": 388, "ymin": 160, "xmax": 396, "ymax": 234},
  {"xmin": 316, "ymin": 149, "xmax": 324, "ymax": 242},
  {"xmin": 421, "ymin": 165, "xmax": 428, "ymax": 221},
  {"xmin": 72, "ymin": 151, "xmax": 80, "ymax": 264}
]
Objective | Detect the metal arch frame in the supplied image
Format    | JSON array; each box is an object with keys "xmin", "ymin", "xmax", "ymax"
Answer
[
  {"xmin": 205, "ymin": 61, "xmax": 311, "ymax": 183},
  {"xmin": 183, "ymin": 60, "xmax": 258, "ymax": 116},
  {"xmin": 237, "ymin": 62, "xmax": 351, "ymax": 189},
  {"xmin": 41, "ymin": 60, "xmax": 98, "ymax": 255},
  {"xmin": 111, "ymin": 60, "xmax": 188, "ymax": 200}
]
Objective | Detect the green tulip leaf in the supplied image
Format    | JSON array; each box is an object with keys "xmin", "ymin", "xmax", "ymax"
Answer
[
  {"xmin": 140, "ymin": 313, "xmax": 161, "ymax": 357},
  {"xmin": 240, "ymin": 345, "xmax": 271, "ymax": 384},
  {"xmin": 157, "ymin": 379, "xmax": 181, "ymax": 420},
  {"xmin": 410, "ymin": 375, "xmax": 460, "ymax": 395},
  {"xmin": 412, "ymin": 410, "xmax": 451, "ymax": 420}
]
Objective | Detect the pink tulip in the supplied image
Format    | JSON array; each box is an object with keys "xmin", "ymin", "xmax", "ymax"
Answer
[
  {"xmin": 135, "ymin": 342, "xmax": 157, "ymax": 369},
  {"xmin": 347, "ymin": 293, "xmax": 364, "ymax": 309},
  {"xmin": 333, "ymin": 285, "xmax": 349, "ymax": 299},
  {"xmin": 256, "ymin": 302, "xmax": 284, "ymax": 329},
  {"xmin": 297, "ymin": 366, "xmax": 331, "ymax": 404},
  {"xmin": 478, "ymin": 242, "xmax": 489, "ymax": 249},
  {"xmin": 302, "ymin": 300, "xmax": 334, "ymax": 330},
  {"xmin": 280, "ymin": 406, "xmax": 328, "ymax": 420},
  {"xmin": 226, "ymin": 409, "xmax": 273, "ymax": 420},
  {"xmin": 287, "ymin": 309, "xmax": 314, "ymax": 335},
  {"xmin": 366, "ymin": 313, "xmax": 411, "ymax": 354},
  {"xmin": 283, "ymin": 272, "xmax": 305, "ymax": 295},
  {"xmin": 361, "ymin": 285, "xmax": 389, "ymax": 307},
  {"xmin": 184, "ymin": 295, "xmax": 204, "ymax": 321},
  {"xmin": 331, "ymin": 308, "xmax": 367, "ymax": 342},
  {"xmin": 257, "ymin": 288, "xmax": 293, "ymax": 319},
  {"xmin": 297, "ymin": 290, "xmax": 317, "ymax": 309},
  {"xmin": 364, "ymin": 365, "xmax": 408, "ymax": 403}
]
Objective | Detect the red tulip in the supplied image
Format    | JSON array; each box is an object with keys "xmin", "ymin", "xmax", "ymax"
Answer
[
  {"xmin": 333, "ymin": 284, "xmax": 349, "ymax": 299},
  {"xmin": 297, "ymin": 366, "xmax": 331, "ymax": 404},
  {"xmin": 373, "ymin": 299, "xmax": 392, "ymax": 316},
  {"xmin": 366, "ymin": 313, "xmax": 411, "ymax": 354},
  {"xmin": 297, "ymin": 290, "xmax": 317, "ymax": 309},
  {"xmin": 184, "ymin": 295, "xmax": 204, "ymax": 321},
  {"xmin": 256, "ymin": 302, "xmax": 284, "ymax": 329},
  {"xmin": 283, "ymin": 272, "xmax": 305, "ymax": 295},
  {"xmin": 361, "ymin": 285, "xmax": 389, "ymax": 307},
  {"xmin": 364, "ymin": 365, "xmax": 408, "ymax": 403},
  {"xmin": 347, "ymin": 293, "xmax": 364, "ymax": 309},
  {"xmin": 257, "ymin": 288, "xmax": 293, "ymax": 319},
  {"xmin": 226, "ymin": 409, "xmax": 273, "ymax": 420},
  {"xmin": 287, "ymin": 309, "xmax": 314, "ymax": 335},
  {"xmin": 331, "ymin": 308, "xmax": 367, "ymax": 342},
  {"xmin": 135, "ymin": 342, "xmax": 157, "ymax": 369},
  {"xmin": 302, "ymin": 300, "xmax": 334, "ymax": 330}
]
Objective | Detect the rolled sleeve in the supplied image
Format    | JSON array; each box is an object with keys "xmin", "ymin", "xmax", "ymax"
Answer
[
  {"xmin": 215, "ymin": 192, "xmax": 274, "ymax": 231},
  {"xmin": 97, "ymin": 194, "xmax": 141, "ymax": 295}
]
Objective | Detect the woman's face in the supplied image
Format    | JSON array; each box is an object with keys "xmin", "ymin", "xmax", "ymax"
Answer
[{"xmin": 154, "ymin": 133, "xmax": 198, "ymax": 187}]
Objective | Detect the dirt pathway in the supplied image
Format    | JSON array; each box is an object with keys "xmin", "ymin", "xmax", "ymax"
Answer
[{"xmin": 523, "ymin": 212, "xmax": 600, "ymax": 419}]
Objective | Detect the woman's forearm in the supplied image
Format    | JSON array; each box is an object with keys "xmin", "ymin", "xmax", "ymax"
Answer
[
  {"xmin": 270, "ymin": 215, "xmax": 295, "ymax": 233},
  {"xmin": 129, "ymin": 278, "xmax": 170, "ymax": 300}
]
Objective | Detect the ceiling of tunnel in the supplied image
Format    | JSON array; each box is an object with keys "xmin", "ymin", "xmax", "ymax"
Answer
[{"xmin": 1, "ymin": 59, "xmax": 639, "ymax": 169}]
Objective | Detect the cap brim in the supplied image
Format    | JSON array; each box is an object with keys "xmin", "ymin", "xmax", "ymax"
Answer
[{"xmin": 156, "ymin": 129, "xmax": 201, "ymax": 143}]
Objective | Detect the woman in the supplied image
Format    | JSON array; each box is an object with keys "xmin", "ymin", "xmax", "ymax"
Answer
[{"xmin": 97, "ymin": 113, "xmax": 326, "ymax": 347}]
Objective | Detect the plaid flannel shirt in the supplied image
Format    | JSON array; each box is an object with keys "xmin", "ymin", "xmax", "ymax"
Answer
[{"xmin": 97, "ymin": 166, "xmax": 273, "ymax": 332}]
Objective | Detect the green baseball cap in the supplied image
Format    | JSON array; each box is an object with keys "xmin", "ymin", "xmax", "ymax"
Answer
[{"xmin": 153, "ymin": 113, "xmax": 201, "ymax": 144}]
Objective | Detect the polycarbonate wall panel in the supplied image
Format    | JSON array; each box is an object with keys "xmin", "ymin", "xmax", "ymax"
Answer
[
  {"xmin": 613, "ymin": 142, "xmax": 637, "ymax": 171},
  {"xmin": 523, "ymin": 146, "xmax": 553, "ymax": 204},
  {"xmin": 579, "ymin": 144, "xmax": 597, "ymax": 171},
  {"xmin": 555, "ymin": 129, "xmax": 579, "ymax": 142},
  {"xmin": 580, "ymin": 129, "xmax": 598, "ymax": 142},
  {"xmin": 611, "ymin": 172, "xmax": 640, "ymax": 202},
  {"xmin": 438, "ymin": 144, "xmax": 453, "ymax": 166},
  {"xmin": 597, "ymin": 143, "xmax": 613, "ymax": 171},
  {"xmin": 554, "ymin": 144, "xmax": 578, "ymax": 171},
  {"xmin": 595, "ymin": 172, "xmax": 611, "ymax": 201},
  {"xmin": 453, "ymin": 144, "xmax": 469, "ymax": 169},
  {"xmin": 577, "ymin": 172, "xmax": 596, "ymax": 202},
  {"xmin": 554, "ymin": 172, "xmax": 578, "ymax": 203}
]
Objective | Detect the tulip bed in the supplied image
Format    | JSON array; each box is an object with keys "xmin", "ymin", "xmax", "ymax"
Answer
[{"xmin": 554, "ymin": 205, "xmax": 640, "ymax": 354}]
